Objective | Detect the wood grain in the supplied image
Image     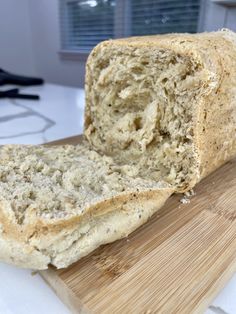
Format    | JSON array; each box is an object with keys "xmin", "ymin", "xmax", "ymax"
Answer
[{"xmin": 40, "ymin": 135, "xmax": 236, "ymax": 314}]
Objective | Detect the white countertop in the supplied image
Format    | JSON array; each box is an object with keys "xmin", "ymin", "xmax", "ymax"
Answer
[
  {"xmin": 0, "ymin": 83, "xmax": 85, "ymax": 144},
  {"xmin": 0, "ymin": 83, "xmax": 235, "ymax": 314}
]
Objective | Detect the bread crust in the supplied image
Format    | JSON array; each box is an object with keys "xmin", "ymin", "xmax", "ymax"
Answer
[
  {"xmin": 0, "ymin": 186, "xmax": 172, "ymax": 269},
  {"xmin": 196, "ymin": 31, "xmax": 236, "ymax": 180}
]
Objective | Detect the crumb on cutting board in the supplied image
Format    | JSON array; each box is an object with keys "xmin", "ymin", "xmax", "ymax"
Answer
[{"xmin": 180, "ymin": 189, "xmax": 195, "ymax": 204}]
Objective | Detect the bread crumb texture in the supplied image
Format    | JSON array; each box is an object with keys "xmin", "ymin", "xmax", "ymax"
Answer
[{"xmin": 0, "ymin": 143, "xmax": 164, "ymax": 224}]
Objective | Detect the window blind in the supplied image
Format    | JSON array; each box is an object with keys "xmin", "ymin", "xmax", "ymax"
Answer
[
  {"xmin": 60, "ymin": 0, "xmax": 201, "ymax": 53},
  {"xmin": 131, "ymin": 0, "xmax": 201, "ymax": 36},
  {"xmin": 60, "ymin": 0, "xmax": 116, "ymax": 51}
]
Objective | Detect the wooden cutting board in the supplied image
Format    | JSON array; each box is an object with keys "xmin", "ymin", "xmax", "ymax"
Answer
[{"xmin": 40, "ymin": 135, "xmax": 236, "ymax": 314}]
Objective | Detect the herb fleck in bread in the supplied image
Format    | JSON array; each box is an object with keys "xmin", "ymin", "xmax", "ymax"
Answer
[{"xmin": 1, "ymin": 29, "xmax": 236, "ymax": 269}]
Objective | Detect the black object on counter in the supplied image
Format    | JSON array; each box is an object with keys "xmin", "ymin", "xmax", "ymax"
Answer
[
  {"xmin": 0, "ymin": 68, "xmax": 44, "ymax": 86},
  {"xmin": 0, "ymin": 88, "xmax": 40, "ymax": 100}
]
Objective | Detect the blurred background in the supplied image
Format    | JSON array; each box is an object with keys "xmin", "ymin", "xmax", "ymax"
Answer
[
  {"xmin": 1, "ymin": 0, "xmax": 236, "ymax": 88},
  {"xmin": 0, "ymin": 0, "xmax": 236, "ymax": 145}
]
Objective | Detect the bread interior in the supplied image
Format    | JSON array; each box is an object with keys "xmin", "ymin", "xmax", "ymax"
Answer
[
  {"xmin": 85, "ymin": 43, "xmax": 208, "ymax": 188},
  {"xmin": 0, "ymin": 144, "xmax": 165, "ymax": 225}
]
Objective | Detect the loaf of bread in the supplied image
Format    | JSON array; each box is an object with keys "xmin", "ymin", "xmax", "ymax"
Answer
[
  {"xmin": 85, "ymin": 29, "xmax": 236, "ymax": 191},
  {"xmin": 0, "ymin": 29, "xmax": 236, "ymax": 269}
]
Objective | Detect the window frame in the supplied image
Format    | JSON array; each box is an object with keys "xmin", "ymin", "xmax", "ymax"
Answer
[{"xmin": 59, "ymin": 0, "xmax": 204, "ymax": 60}]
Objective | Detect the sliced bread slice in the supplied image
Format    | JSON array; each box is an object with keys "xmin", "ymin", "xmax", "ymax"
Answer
[{"xmin": 0, "ymin": 143, "xmax": 172, "ymax": 269}]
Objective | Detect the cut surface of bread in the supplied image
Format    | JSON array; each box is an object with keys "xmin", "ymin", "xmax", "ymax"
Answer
[
  {"xmin": 0, "ymin": 143, "xmax": 172, "ymax": 269},
  {"xmin": 85, "ymin": 29, "xmax": 236, "ymax": 191}
]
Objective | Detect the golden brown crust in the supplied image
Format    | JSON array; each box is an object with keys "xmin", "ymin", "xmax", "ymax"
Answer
[
  {"xmin": 0, "ymin": 186, "xmax": 173, "ymax": 269},
  {"xmin": 1, "ymin": 187, "xmax": 173, "ymax": 240}
]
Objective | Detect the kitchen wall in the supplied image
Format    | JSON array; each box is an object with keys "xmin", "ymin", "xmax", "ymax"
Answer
[
  {"xmin": 199, "ymin": 0, "xmax": 236, "ymax": 32},
  {"xmin": 0, "ymin": 0, "xmax": 86, "ymax": 87},
  {"xmin": 0, "ymin": 0, "xmax": 35, "ymax": 76},
  {"xmin": 28, "ymin": 0, "xmax": 86, "ymax": 87}
]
